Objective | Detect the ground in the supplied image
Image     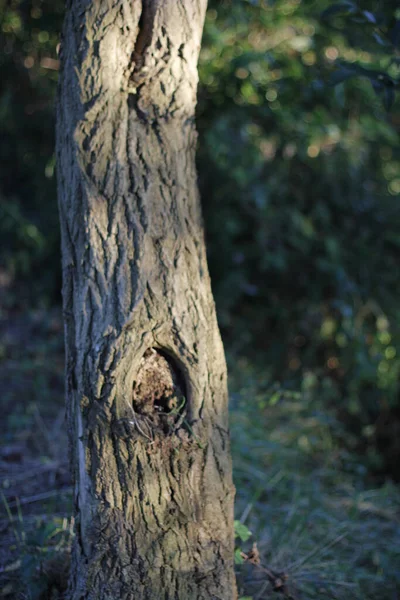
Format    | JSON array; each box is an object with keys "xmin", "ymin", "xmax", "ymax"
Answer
[{"xmin": 1, "ymin": 307, "xmax": 399, "ymax": 599}]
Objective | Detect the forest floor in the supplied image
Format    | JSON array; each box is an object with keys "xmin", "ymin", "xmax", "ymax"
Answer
[{"xmin": 0, "ymin": 307, "xmax": 399, "ymax": 599}]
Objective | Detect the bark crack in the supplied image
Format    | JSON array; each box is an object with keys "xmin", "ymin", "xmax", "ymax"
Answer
[{"xmin": 130, "ymin": 0, "xmax": 157, "ymax": 85}]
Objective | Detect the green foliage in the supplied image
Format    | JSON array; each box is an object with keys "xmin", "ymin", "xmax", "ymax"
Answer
[
  {"xmin": 322, "ymin": 2, "xmax": 400, "ymax": 108},
  {"xmin": 235, "ymin": 520, "xmax": 253, "ymax": 542},
  {"xmin": 234, "ymin": 520, "xmax": 253, "ymax": 565},
  {"xmin": 197, "ymin": 0, "xmax": 400, "ymax": 477},
  {"xmin": 0, "ymin": 0, "xmax": 64, "ymax": 301}
]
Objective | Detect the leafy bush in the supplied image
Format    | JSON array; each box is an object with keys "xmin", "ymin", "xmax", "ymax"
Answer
[
  {"xmin": 0, "ymin": 0, "xmax": 63, "ymax": 302},
  {"xmin": 197, "ymin": 0, "xmax": 400, "ymax": 478}
]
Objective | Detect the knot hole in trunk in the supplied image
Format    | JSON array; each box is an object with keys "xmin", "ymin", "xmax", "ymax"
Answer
[{"xmin": 132, "ymin": 349, "xmax": 186, "ymax": 432}]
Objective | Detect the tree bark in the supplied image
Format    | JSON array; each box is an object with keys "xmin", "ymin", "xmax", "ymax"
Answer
[{"xmin": 56, "ymin": 1, "xmax": 236, "ymax": 599}]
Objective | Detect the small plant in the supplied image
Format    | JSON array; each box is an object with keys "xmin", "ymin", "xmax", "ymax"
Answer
[{"xmin": 234, "ymin": 519, "xmax": 252, "ymax": 565}]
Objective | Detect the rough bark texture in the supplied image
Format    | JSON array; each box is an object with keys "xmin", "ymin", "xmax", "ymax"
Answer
[{"xmin": 56, "ymin": 1, "xmax": 236, "ymax": 599}]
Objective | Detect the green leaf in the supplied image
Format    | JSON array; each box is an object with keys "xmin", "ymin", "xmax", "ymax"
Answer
[
  {"xmin": 234, "ymin": 520, "xmax": 252, "ymax": 542},
  {"xmin": 234, "ymin": 547, "xmax": 245, "ymax": 565},
  {"xmin": 269, "ymin": 391, "xmax": 281, "ymax": 406}
]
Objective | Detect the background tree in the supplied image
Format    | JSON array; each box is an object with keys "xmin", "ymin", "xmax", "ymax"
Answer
[{"xmin": 56, "ymin": 1, "xmax": 236, "ymax": 598}]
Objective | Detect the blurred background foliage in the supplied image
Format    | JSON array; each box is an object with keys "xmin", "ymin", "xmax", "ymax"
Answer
[{"xmin": 1, "ymin": 0, "xmax": 400, "ymax": 482}]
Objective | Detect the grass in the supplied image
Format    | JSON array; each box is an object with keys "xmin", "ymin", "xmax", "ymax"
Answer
[
  {"xmin": 1, "ymin": 309, "xmax": 399, "ymax": 599},
  {"xmin": 231, "ymin": 362, "xmax": 400, "ymax": 599}
]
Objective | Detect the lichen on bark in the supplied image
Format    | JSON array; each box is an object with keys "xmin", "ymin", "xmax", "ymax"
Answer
[{"xmin": 57, "ymin": 1, "xmax": 237, "ymax": 598}]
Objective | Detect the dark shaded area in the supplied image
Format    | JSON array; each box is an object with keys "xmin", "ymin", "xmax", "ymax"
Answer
[{"xmin": 131, "ymin": 348, "xmax": 187, "ymax": 435}]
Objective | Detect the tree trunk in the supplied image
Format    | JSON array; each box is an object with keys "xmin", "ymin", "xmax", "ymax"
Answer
[{"xmin": 56, "ymin": 1, "xmax": 236, "ymax": 598}]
